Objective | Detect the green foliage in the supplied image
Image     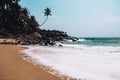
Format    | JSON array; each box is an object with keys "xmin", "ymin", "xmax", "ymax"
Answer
[
  {"xmin": 44, "ymin": 7, "xmax": 52, "ymax": 16},
  {"xmin": 0, "ymin": 0, "xmax": 39, "ymax": 37},
  {"xmin": 40, "ymin": 29, "xmax": 69, "ymax": 41},
  {"xmin": 40, "ymin": 7, "xmax": 52, "ymax": 27}
]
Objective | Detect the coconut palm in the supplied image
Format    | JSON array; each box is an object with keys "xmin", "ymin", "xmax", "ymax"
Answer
[{"xmin": 40, "ymin": 7, "xmax": 51, "ymax": 27}]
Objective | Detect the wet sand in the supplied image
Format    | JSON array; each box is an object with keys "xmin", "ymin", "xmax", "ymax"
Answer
[{"xmin": 0, "ymin": 44, "xmax": 61, "ymax": 80}]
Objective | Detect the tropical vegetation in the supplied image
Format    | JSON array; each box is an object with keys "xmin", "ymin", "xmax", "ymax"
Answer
[
  {"xmin": 0, "ymin": 0, "xmax": 39, "ymax": 37},
  {"xmin": 0, "ymin": 0, "xmax": 70, "ymax": 45},
  {"xmin": 40, "ymin": 7, "xmax": 52, "ymax": 27}
]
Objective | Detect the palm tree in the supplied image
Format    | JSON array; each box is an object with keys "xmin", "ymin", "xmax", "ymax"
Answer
[{"xmin": 40, "ymin": 7, "xmax": 52, "ymax": 27}]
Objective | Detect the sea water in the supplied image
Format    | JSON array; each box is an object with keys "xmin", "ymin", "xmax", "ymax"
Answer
[{"xmin": 21, "ymin": 38, "xmax": 120, "ymax": 80}]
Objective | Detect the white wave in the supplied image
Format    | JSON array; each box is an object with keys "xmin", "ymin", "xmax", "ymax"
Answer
[
  {"xmin": 78, "ymin": 38, "xmax": 86, "ymax": 42},
  {"xmin": 66, "ymin": 39, "xmax": 73, "ymax": 42},
  {"xmin": 21, "ymin": 45, "xmax": 120, "ymax": 80}
]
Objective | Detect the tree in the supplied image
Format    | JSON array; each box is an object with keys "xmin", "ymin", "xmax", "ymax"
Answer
[
  {"xmin": 0, "ymin": 0, "xmax": 39, "ymax": 36},
  {"xmin": 40, "ymin": 7, "xmax": 52, "ymax": 27}
]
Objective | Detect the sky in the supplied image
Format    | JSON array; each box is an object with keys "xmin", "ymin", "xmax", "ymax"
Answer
[{"xmin": 20, "ymin": 0, "xmax": 120, "ymax": 37}]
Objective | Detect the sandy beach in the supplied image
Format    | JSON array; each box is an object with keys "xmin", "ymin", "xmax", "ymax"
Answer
[{"xmin": 0, "ymin": 44, "xmax": 61, "ymax": 80}]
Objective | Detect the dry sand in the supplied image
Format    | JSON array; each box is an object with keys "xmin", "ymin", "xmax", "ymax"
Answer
[
  {"xmin": 0, "ymin": 44, "xmax": 61, "ymax": 80},
  {"xmin": 0, "ymin": 38, "xmax": 17, "ymax": 43}
]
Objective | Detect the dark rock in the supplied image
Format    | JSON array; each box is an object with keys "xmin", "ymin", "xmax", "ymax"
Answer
[{"xmin": 59, "ymin": 44, "xmax": 63, "ymax": 47}]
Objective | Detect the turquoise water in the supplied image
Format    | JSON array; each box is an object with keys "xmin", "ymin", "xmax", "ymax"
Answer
[
  {"xmin": 23, "ymin": 38, "xmax": 120, "ymax": 80},
  {"xmin": 63, "ymin": 38, "xmax": 120, "ymax": 46}
]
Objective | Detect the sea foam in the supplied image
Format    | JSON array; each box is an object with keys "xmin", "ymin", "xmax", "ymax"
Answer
[{"xmin": 21, "ymin": 45, "xmax": 120, "ymax": 80}]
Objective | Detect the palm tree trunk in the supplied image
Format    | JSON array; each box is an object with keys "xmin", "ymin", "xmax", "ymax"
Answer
[{"xmin": 40, "ymin": 16, "xmax": 48, "ymax": 27}]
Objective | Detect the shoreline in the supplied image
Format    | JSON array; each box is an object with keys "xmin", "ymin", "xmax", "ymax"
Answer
[
  {"xmin": 0, "ymin": 44, "xmax": 61, "ymax": 80},
  {"xmin": 20, "ymin": 45, "xmax": 77, "ymax": 80},
  {"xmin": 20, "ymin": 45, "xmax": 120, "ymax": 80}
]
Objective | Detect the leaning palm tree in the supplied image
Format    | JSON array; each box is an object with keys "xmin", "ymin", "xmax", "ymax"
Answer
[{"xmin": 40, "ymin": 7, "xmax": 52, "ymax": 27}]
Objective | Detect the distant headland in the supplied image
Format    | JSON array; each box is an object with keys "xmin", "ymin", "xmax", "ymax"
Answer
[{"xmin": 0, "ymin": 0, "xmax": 76, "ymax": 45}]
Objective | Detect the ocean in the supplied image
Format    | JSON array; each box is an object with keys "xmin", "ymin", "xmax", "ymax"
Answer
[
  {"xmin": 21, "ymin": 38, "xmax": 120, "ymax": 80},
  {"xmin": 63, "ymin": 37, "xmax": 120, "ymax": 46}
]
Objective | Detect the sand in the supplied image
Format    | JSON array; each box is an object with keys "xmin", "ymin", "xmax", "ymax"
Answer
[
  {"xmin": 0, "ymin": 44, "xmax": 61, "ymax": 80},
  {"xmin": 0, "ymin": 38, "xmax": 17, "ymax": 43}
]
